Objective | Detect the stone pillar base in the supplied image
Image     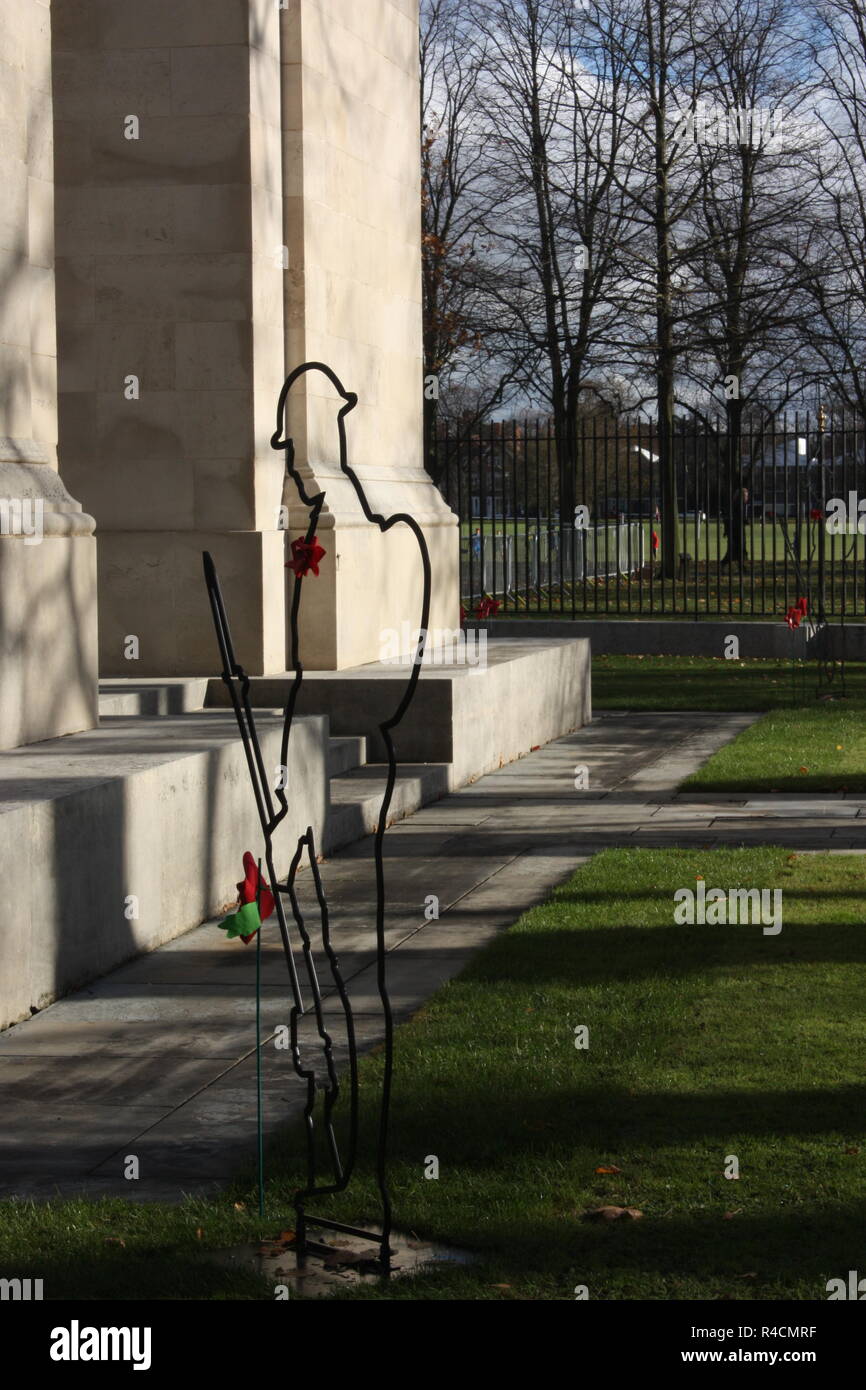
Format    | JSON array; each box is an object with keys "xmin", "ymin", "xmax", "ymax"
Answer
[
  {"xmin": 291, "ymin": 513, "xmax": 459, "ymax": 670},
  {"xmin": 283, "ymin": 447, "xmax": 459, "ymax": 670},
  {"xmin": 0, "ymin": 536, "xmax": 98, "ymax": 750},
  {"xmin": 0, "ymin": 457, "xmax": 98, "ymax": 750},
  {"xmin": 97, "ymin": 530, "xmax": 286, "ymax": 676}
]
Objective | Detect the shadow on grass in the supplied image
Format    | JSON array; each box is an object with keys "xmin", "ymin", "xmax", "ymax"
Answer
[
  {"xmin": 310, "ymin": 1201, "xmax": 866, "ymax": 1299},
  {"xmin": 687, "ymin": 776, "xmax": 863, "ymax": 792},
  {"xmin": 460, "ymin": 922, "xmax": 866, "ymax": 987},
  {"xmin": 260, "ymin": 1072, "xmax": 866, "ymax": 1299},
  {"xmin": 1, "ymin": 1249, "xmax": 269, "ymax": 1302},
  {"xmin": 371, "ymin": 1079, "xmax": 866, "ymax": 1162},
  {"xmin": 592, "ymin": 660, "xmax": 866, "ymax": 717}
]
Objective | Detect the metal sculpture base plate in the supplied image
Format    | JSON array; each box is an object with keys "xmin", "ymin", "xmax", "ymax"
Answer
[{"xmin": 218, "ymin": 1228, "xmax": 474, "ymax": 1297}]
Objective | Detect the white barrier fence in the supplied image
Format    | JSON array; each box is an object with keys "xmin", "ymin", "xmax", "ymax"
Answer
[{"xmin": 462, "ymin": 523, "xmax": 645, "ymax": 602}]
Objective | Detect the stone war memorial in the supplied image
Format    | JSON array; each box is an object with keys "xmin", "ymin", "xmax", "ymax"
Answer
[
  {"xmin": 5, "ymin": 0, "xmax": 856, "ymax": 1327},
  {"xmin": 0, "ymin": 0, "xmax": 589, "ymax": 1299}
]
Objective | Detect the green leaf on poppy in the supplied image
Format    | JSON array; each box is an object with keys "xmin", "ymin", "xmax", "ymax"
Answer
[{"xmin": 220, "ymin": 900, "xmax": 262, "ymax": 940}]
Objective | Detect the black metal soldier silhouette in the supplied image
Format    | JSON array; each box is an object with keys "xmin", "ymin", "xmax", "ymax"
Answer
[{"xmin": 203, "ymin": 362, "xmax": 431, "ymax": 1274}]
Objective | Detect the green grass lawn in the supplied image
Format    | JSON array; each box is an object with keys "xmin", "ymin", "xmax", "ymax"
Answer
[
  {"xmin": 593, "ymin": 655, "xmax": 866, "ymax": 792},
  {"xmin": 592, "ymin": 654, "xmax": 865, "ymax": 712},
  {"xmin": 686, "ymin": 706, "xmax": 866, "ymax": 793},
  {"xmin": 0, "ymin": 1198, "xmax": 272, "ymax": 1301},
  {"xmin": 4, "ymin": 848, "xmax": 865, "ymax": 1300},
  {"xmin": 460, "ymin": 517, "xmax": 866, "ymax": 565}
]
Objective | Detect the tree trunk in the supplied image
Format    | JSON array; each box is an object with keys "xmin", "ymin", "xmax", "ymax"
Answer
[{"xmin": 651, "ymin": 0, "xmax": 681, "ymax": 578}]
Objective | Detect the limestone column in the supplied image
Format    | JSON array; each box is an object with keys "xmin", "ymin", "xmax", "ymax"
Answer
[
  {"xmin": 280, "ymin": 0, "xmax": 459, "ymax": 669},
  {"xmin": 52, "ymin": 0, "xmax": 457, "ymax": 678},
  {"xmin": 0, "ymin": 0, "xmax": 97, "ymax": 750},
  {"xmin": 52, "ymin": 0, "xmax": 288, "ymax": 675}
]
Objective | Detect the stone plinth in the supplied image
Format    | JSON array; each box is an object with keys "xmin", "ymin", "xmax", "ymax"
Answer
[
  {"xmin": 0, "ymin": 709, "xmax": 330, "ymax": 1030},
  {"xmin": 209, "ymin": 637, "xmax": 592, "ymax": 789}
]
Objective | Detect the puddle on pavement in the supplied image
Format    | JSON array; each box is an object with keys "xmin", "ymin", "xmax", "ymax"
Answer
[{"xmin": 215, "ymin": 1226, "xmax": 474, "ymax": 1297}]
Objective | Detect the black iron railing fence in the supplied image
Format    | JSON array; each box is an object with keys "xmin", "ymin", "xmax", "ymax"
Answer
[{"xmin": 433, "ymin": 414, "xmax": 866, "ymax": 619}]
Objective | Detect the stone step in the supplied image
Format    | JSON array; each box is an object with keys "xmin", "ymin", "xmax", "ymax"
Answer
[
  {"xmin": 0, "ymin": 709, "xmax": 330, "ymax": 1030},
  {"xmin": 98, "ymin": 679, "xmax": 209, "ymax": 717},
  {"xmin": 325, "ymin": 763, "xmax": 450, "ymax": 855},
  {"xmin": 327, "ymin": 735, "xmax": 367, "ymax": 777}
]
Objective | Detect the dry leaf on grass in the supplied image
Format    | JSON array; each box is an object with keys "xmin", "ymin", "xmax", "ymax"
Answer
[
  {"xmin": 583, "ymin": 1205, "xmax": 642, "ymax": 1222},
  {"xmin": 594, "ymin": 1165, "xmax": 622, "ymax": 1174}
]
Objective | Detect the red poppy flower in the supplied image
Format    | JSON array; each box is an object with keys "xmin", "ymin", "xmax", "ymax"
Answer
[
  {"xmin": 651, "ymin": 530, "xmax": 660, "ymax": 553},
  {"xmin": 476, "ymin": 595, "xmax": 501, "ymax": 619},
  {"xmin": 796, "ymin": 596, "xmax": 808, "ymax": 614},
  {"xmin": 220, "ymin": 851, "xmax": 275, "ymax": 943},
  {"xmin": 809, "ymin": 509, "xmax": 823, "ymax": 521},
  {"xmin": 286, "ymin": 536, "xmax": 326, "ymax": 577},
  {"xmin": 785, "ymin": 607, "xmax": 802, "ymax": 629}
]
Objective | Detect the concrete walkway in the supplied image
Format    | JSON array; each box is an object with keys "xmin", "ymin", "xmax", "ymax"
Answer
[{"xmin": 2, "ymin": 710, "xmax": 863, "ymax": 1201}]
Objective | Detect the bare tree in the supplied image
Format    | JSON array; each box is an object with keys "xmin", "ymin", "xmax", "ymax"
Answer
[
  {"xmin": 807, "ymin": 0, "xmax": 866, "ymax": 419},
  {"xmin": 575, "ymin": 0, "xmax": 719, "ymax": 575},
  {"xmin": 465, "ymin": 0, "xmax": 643, "ymax": 523},
  {"xmin": 421, "ymin": 0, "xmax": 512, "ymax": 477},
  {"xmin": 682, "ymin": 0, "xmax": 823, "ymax": 561},
  {"xmin": 421, "ymin": 0, "xmax": 845, "ymax": 567}
]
